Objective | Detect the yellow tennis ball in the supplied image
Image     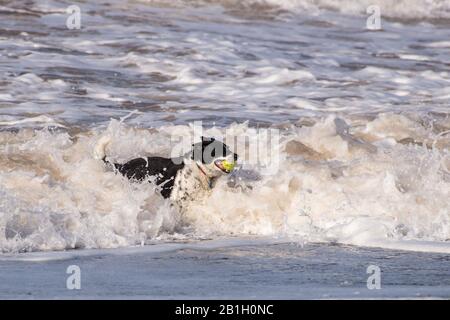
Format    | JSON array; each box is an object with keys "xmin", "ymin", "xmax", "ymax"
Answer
[{"xmin": 222, "ymin": 160, "xmax": 235, "ymax": 172}]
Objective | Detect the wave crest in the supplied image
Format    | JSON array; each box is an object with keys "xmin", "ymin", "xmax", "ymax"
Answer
[{"xmin": 0, "ymin": 112, "xmax": 449, "ymax": 253}]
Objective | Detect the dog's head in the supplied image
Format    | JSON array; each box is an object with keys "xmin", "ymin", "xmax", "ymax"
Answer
[{"xmin": 190, "ymin": 136, "xmax": 238, "ymax": 178}]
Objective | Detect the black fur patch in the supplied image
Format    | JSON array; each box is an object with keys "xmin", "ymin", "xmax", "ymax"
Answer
[{"xmin": 111, "ymin": 156, "xmax": 184, "ymax": 199}]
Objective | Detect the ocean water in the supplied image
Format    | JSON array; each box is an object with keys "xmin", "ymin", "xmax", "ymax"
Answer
[
  {"xmin": 0, "ymin": 0, "xmax": 449, "ymax": 298},
  {"xmin": 1, "ymin": 239, "xmax": 449, "ymax": 299}
]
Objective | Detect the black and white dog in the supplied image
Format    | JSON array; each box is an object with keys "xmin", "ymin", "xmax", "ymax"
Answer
[{"xmin": 94, "ymin": 136, "xmax": 238, "ymax": 208}]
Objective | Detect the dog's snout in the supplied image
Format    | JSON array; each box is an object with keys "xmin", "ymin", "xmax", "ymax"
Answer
[{"xmin": 233, "ymin": 153, "xmax": 238, "ymax": 161}]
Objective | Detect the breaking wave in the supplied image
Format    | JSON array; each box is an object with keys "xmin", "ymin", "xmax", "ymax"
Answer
[{"xmin": 0, "ymin": 112, "xmax": 449, "ymax": 253}]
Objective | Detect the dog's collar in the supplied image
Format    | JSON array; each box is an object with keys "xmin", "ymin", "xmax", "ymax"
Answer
[{"xmin": 196, "ymin": 163, "xmax": 212, "ymax": 189}]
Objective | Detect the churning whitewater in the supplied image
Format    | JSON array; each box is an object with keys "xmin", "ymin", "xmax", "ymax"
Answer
[
  {"xmin": 0, "ymin": 0, "xmax": 449, "ymax": 253},
  {"xmin": 0, "ymin": 113, "xmax": 449, "ymax": 253}
]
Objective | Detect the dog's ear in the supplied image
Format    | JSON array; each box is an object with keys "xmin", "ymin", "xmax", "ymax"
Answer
[
  {"xmin": 191, "ymin": 140, "xmax": 203, "ymax": 161},
  {"xmin": 201, "ymin": 136, "xmax": 215, "ymax": 143},
  {"xmin": 192, "ymin": 137, "xmax": 214, "ymax": 146}
]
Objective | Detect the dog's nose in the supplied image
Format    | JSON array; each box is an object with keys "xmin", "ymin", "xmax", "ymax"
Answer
[{"xmin": 234, "ymin": 153, "xmax": 238, "ymax": 161}]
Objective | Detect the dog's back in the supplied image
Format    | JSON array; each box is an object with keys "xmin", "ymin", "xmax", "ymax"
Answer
[
  {"xmin": 114, "ymin": 157, "xmax": 184, "ymax": 198},
  {"xmin": 93, "ymin": 136, "xmax": 185, "ymax": 198}
]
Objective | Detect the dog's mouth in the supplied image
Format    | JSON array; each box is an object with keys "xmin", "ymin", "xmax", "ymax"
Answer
[{"xmin": 214, "ymin": 159, "xmax": 235, "ymax": 173}]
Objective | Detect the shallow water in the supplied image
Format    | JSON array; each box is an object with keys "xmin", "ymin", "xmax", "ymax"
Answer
[
  {"xmin": 0, "ymin": 240, "xmax": 449, "ymax": 299},
  {"xmin": 0, "ymin": 0, "xmax": 449, "ymax": 255}
]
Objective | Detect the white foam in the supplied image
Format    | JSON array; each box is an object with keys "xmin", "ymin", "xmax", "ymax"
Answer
[
  {"xmin": 1, "ymin": 0, "xmax": 450, "ymax": 254},
  {"xmin": 0, "ymin": 114, "xmax": 449, "ymax": 253},
  {"xmin": 142, "ymin": 0, "xmax": 450, "ymax": 20},
  {"xmin": 251, "ymin": 67, "xmax": 315, "ymax": 85}
]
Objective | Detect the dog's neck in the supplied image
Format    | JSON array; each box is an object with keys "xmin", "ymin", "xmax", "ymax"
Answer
[
  {"xmin": 195, "ymin": 163, "xmax": 213, "ymax": 189},
  {"xmin": 170, "ymin": 160, "xmax": 216, "ymax": 211},
  {"xmin": 177, "ymin": 158, "xmax": 215, "ymax": 189}
]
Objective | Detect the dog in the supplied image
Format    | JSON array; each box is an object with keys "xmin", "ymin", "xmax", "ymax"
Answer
[{"xmin": 94, "ymin": 136, "xmax": 238, "ymax": 209}]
